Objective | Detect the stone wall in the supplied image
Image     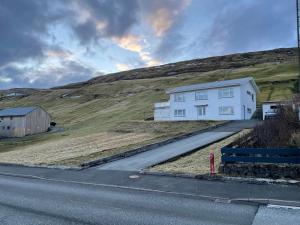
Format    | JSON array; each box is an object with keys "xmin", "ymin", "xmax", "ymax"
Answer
[{"xmin": 219, "ymin": 163, "xmax": 300, "ymax": 179}]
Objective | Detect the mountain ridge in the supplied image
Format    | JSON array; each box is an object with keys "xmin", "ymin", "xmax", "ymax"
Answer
[{"xmin": 51, "ymin": 47, "xmax": 297, "ymax": 90}]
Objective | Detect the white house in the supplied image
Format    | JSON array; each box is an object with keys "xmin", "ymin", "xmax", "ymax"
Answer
[{"xmin": 154, "ymin": 77, "xmax": 259, "ymax": 121}]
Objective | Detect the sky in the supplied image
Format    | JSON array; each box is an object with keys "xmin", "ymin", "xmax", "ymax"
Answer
[{"xmin": 0, "ymin": 0, "xmax": 297, "ymax": 89}]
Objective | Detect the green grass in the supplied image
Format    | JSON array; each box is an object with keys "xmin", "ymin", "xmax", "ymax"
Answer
[{"xmin": 0, "ymin": 61, "xmax": 298, "ymax": 164}]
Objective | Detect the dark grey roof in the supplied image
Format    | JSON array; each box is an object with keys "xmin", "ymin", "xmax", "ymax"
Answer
[
  {"xmin": 0, "ymin": 106, "xmax": 38, "ymax": 117},
  {"xmin": 166, "ymin": 77, "xmax": 259, "ymax": 94}
]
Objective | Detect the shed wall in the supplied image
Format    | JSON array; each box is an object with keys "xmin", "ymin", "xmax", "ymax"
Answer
[{"xmin": 25, "ymin": 108, "xmax": 50, "ymax": 135}]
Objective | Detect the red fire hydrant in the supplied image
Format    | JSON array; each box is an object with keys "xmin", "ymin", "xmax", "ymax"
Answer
[{"xmin": 209, "ymin": 152, "xmax": 215, "ymax": 175}]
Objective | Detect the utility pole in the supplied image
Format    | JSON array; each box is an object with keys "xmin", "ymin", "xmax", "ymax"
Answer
[{"xmin": 297, "ymin": 0, "xmax": 300, "ymax": 92}]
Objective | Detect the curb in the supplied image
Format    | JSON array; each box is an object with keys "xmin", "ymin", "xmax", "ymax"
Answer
[
  {"xmin": 141, "ymin": 170, "xmax": 300, "ymax": 186},
  {"xmin": 80, "ymin": 121, "xmax": 232, "ymax": 168},
  {"xmin": 0, "ymin": 162, "xmax": 81, "ymax": 171}
]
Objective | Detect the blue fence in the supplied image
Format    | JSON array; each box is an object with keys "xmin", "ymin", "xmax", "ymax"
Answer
[{"xmin": 221, "ymin": 147, "xmax": 300, "ymax": 164}]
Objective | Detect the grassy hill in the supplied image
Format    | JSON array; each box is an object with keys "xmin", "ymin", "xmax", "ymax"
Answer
[{"xmin": 0, "ymin": 48, "xmax": 298, "ymax": 166}]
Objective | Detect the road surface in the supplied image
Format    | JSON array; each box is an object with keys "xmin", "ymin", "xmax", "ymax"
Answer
[
  {"xmin": 97, "ymin": 121, "xmax": 258, "ymax": 171},
  {"xmin": 0, "ymin": 173, "xmax": 299, "ymax": 225}
]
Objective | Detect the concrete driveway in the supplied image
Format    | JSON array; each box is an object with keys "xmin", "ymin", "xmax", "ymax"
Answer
[{"xmin": 97, "ymin": 120, "xmax": 258, "ymax": 171}]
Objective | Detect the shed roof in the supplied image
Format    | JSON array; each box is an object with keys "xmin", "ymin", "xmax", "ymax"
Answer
[
  {"xmin": 166, "ymin": 77, "xmax": 259, "ymax": 94},
  {"xmin": 0, "ymin": 106, "xmax": 38, "ymax": 117}
]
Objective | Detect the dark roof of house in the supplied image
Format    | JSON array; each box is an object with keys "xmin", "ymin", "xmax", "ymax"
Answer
[
  {"xmin": 166, "ymin": 77, "xmax": 259, "ymax": 94},
  {"xmin": 0, "ymin": 106, "xmax": 39, "ymax": 117}
]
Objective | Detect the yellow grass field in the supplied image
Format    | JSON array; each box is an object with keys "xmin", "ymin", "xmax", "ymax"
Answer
[{"xmin": 0, "ymin": 132, "xmax": 155, "ymax": 166}]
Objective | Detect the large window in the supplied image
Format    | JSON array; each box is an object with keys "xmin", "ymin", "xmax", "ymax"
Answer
[
  {"xmin": 218, "ymin": 88, "xmax": 234, "ymax": 98},
  {"xmin": 174, "ymin": 109, "xmax": 186, "ymax": 117},
  {"xmin": 174, "ymin": 93, "xmax": 185, "ymax": 102},
  {"xmin": 219, "ymin": 106, "xmax": 234, "ymax": 115},
  {"xmin": 195, "ymin": 91, "xmax": 208, "ymax": 100}
]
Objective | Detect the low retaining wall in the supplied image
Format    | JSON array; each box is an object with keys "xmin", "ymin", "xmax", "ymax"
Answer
[
  {"xmin": 220, "ymin": 163, "xmax": 300, "ymax": 179},
  {"xmin": 81, "ymin": 121, "xmax": 231, "ymax": 168}
]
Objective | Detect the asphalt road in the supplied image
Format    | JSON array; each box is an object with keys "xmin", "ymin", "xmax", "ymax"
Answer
[
  {"xmin": 97, "ymin": 121, "xmax": 258, "ymax": 171},
  {"xmin": 1, "ymin": 173, "xmax": 299, "ymax": 225}
]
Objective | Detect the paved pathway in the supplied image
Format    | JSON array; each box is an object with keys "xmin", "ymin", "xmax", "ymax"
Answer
[{"xmin": 97, "ymin": 120, "xmax": 258, "ymax": 171}]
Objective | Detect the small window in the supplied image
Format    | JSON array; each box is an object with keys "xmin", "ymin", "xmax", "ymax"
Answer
[
  {"xmin": 251, "ymin": 94, "xmax": 254, "ymax": 102},
  {"xmin": 10, "ymin": 116, "xmax": 13, "ymax": 120},
  {"xmin": 218, "ymin": 88, "xmax": 234, "ymax": 98},
  {"xmin": 2, "ymin": 126, "xmax": 5, "ymax": 130},
  {"xmin": 247, "ymin": 108, "xmax": 252, "ymax": 114},
  {"xmin": 219, "ymin": 106, "xmax": 234, "ymax": 115},
  {"xmin": 174, "ymin": 93, "xmax": 185, "ymax": 102},
  {"xmin": 195, "ymin": 91, "xmax": 208, "ymax": 100},
  {"xmin": 174, "ymin": 109, "xmax": 186, "ymax": 117},
  {"xmin": 7, "ymin": 126, "xmax": 10, "ymax": 130},
  {"xmin": 247, "ymin": 91, "xmax": 251, "ymax": 95}
]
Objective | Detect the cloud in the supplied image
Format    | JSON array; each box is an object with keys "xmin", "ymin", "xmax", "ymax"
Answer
[
  {"xmin": 114, "ymin": 34, "xmax": 161, "ymax": 67},
  {"xmin": 140, "ymin": 0, "xmax": 190, "ymax": 37},
  {"xmin": 116, "ymin": 63, "xmax": 132, "ymax": 72},
  {"xmin": 0, "ymin": 0, "xmax": 66, "ymax": 67},
  {"xmin": 145, "ymin": 0, "xmax": 190, "ymax": 61},
  {"xmin": 68, "ymin": 0, "xmax": 189, "ymax": 66},
  {"xmin": 190, "ymin": 0, "xmax": 296, "ymax": 57},
  {"xmin": 154, "ymin": 29, "xmax": 186, "ymax": 61},
  {"xmin": 70, "ymin": 0, "xmax": 140, "ymax": 44},
  {"xmin": 0, "ymin": 60, "xmax": 97, "ymax": 89},
  {"xmin": 1, "ymin": 0, "xmax": 296, "ymax": 90},
  {"xmin": 113, "ymin": 35, "xmax": 143, "ymax": 53},
  {"xmin": 46, "ymin": 48, "xmax": 73, "ymax": 60}
]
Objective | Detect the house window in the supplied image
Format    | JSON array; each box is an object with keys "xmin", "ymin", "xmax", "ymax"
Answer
[
  {"xmin": 219, "ymin": 106, "xmax": 234, "ymax": 115},
  {"xmin": 174, "ymin": 93, "xmax": 185, "ymax": 102},
  {"xmin": 174, "ymin": 109, "xmax": 186, "ymax": 117},
  {"xmin": 2, "ymin": 126, "xmax": 5, "ymax": 130},
  {"xmin": 7, "ymin": 126, "xmax": 10, "ymax": 130},
  {"xmin": 247, "ymin": 91, "xmax": 251, "ymax": 95},
  {"xmin": 195, "ymin": 91, "xmax": 208, "ymax": 100},
  {"xmin": 218, "ymin": 88, "xmax": 234, "ymax": 98},
  {"xmin": 196, "ymin": 106, "xmax": 206, "ymax": 116},
  {"xmin": 247, "ymin": 108, "xmax": 252, "ymax": 114},
  {"xmin": 251, "ymin": 94, "xmax": 254, "ymax": 102}
]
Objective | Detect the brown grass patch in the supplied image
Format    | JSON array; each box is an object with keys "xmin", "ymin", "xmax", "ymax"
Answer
[{"xmin": 0, "ymin": 132, "xmax": 155, "ymax": 165}]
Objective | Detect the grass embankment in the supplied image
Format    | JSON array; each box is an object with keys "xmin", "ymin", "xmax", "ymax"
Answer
[
  {"xmin": 150, "ymin": 129, "xmax": 251, "ymax": 175},
  {"xmin": 0, "ymin": 61, "xmax": 297, "ymax": 166}
]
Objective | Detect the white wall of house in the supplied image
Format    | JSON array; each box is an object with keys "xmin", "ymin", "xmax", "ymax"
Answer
[
  {"xmin": 241, "ymin": 82, "xmax": 257, "ymax": 120},
  {"xmin": 154, "ymin": 80, "xmax": 257, "ymax": 121},
  {"xmin": 154, "ymin": 102, "xmax": 170, "ymax": 121}
]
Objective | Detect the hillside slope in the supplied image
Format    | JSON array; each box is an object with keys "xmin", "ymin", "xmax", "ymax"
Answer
[
  {"xmin": 0, "ymin": 48, "xmax": 298, "ymax": 166},
  {"xmin": 53, "ymin": 48, "xmax": 297, "ymax": 89}
]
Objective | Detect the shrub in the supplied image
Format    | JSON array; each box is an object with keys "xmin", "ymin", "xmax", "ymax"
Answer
[{"xmin": 232, "ymin": 104, "xmax": 299, "ymax": 148}]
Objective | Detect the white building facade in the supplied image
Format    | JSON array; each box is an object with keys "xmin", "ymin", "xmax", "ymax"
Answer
[{"xmin": 154, "ymin": 77, "xmax": 259, "ymax": 121}]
